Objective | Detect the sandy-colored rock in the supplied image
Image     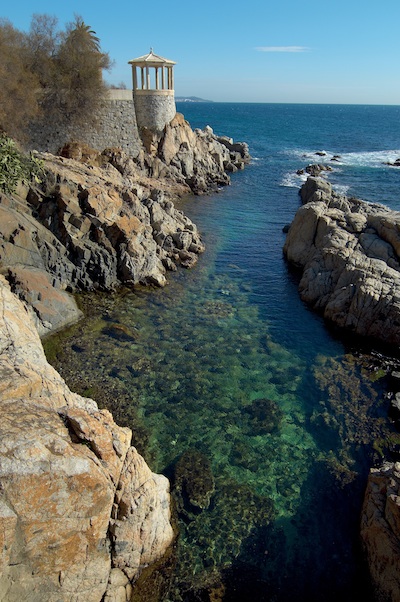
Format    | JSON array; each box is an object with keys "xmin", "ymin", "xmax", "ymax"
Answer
[
  {"xmin": 0, "ymin": 275, "xmax": 174, "ymax": 601},
  {"xmin": 7, "ymin": 266, "xmax": 82, "ymax": 336},
  {"xmin": 110, "ymin": 448, "xmax": 173, "ymax": 580}
]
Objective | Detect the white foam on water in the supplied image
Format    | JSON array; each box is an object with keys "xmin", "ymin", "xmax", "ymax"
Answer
[
  {"xmin": 286, "ymin": 148, "xmax": 400, "ymax": 169},
  {"xmin": 280, "ymin": 171, "xmax": 308, "ymax": 188},
  {"xmin": 340, "ymin": 150, "xmax": 400, "ymax": 168},
  {"xmin": 332, "ymin": 184, "xmax": 350, "ymax": 195}
]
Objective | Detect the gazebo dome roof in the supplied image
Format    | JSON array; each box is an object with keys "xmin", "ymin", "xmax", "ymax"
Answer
[{"xmin": 128, "ymin": 48, "xmax": 176, "ymax": 67}]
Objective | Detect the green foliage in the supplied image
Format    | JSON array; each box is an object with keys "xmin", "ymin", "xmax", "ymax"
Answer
[
  {"xmin": 0, "ymin": 135, "xmax": 44, "ymax": 194},
  {"xmin": 0, "ymin": 19, "xmax": 40, "ymax": 141},
  {"xmin": 0, "ymin": 14, "xmax": 112, "ymax": 143},
  {"xmin": 39, "ymin": 15, "xmax": 112, "ymax": 129}
]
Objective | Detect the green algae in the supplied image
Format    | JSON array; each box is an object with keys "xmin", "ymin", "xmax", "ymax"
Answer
[{"xmin": 42, "ymin": 254, "xmax": 396, "ymax": 599}]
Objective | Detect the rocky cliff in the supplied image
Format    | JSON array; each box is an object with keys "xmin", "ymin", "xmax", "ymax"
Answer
[
  {"xmin": 0, "ymin": 274, "xmax": 174, "ymax": 601},
  {"xmin": 283, "ymin": 176, "xmax": 400, "ymax": 345},
  {"xmin": 0, "ymin": 114, "xmax": 249, "ymax": 336}
]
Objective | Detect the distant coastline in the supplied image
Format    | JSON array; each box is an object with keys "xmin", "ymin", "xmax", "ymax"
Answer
[{"xmin": 175, "ymin": 96, "xmax": 213, "ymax": 103}]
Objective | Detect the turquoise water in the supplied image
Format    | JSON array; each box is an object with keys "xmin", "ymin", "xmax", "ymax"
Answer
[{"xmin": 47, "ymin": 103, "xmax": 400, "ymax": 601}]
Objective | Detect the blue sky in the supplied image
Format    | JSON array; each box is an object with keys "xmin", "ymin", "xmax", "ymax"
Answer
[{"xmin": 2, "ymin": 0, "xmax": 400, "ymax": 104}]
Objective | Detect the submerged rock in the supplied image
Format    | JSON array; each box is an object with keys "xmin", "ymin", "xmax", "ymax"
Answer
[
  {"xmin": 173, "ymin": 449, "xmax": 215, "ymax": 515},
  {"xmin": 243, "ymin": 397, "xmax": 283, "ymax": 436}
]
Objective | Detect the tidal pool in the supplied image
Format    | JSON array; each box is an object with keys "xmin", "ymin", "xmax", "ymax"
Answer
[{"xmin": 44, "ymin": 223, "xmax": 395, "ymax": 601}]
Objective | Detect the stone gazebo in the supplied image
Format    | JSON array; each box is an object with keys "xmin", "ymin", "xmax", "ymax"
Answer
[{"xmin": 129, "ymin": 49, "xmax": 177, "ymax": 133}]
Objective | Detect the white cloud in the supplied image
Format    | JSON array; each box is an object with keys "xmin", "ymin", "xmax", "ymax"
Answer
[{"xmin": 255, "ymin": 46, "xmax": 310, "ymax": 53}]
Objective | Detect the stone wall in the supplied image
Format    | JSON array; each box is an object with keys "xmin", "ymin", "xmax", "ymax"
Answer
[
  {"xmin": 29, "ymin": 91, "xmax": 142, "ymax": 158},
  {"xmin": 86, "ymin": 99, "xmax": 142, "ymax": 157},
  {"xmin": 134, "ymin": 91, "xmax": 176, "ymax": 133}
]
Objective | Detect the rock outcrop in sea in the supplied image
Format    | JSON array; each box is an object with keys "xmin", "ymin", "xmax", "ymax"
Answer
[
  {"xmin": 0, "ymin": 115, "xmax": 250, "ymax": 600},
  {"xmin": 284, "ymin": 176, "xmax": 400, "ymax": 601},
  {"xmin": 283, "ymin": 176, "xmax": 400, "ymax": 345}
]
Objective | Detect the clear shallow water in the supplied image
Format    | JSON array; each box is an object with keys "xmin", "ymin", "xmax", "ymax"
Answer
[{"xmin": 46, "ymin": 103, "xmax": 400, "ymax": 601}]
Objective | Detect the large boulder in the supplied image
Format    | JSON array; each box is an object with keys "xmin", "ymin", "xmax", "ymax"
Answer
[
  {"xmin": 0, "ymin": 275, "xmax": 174, "ymax": 601},
  {"xmin": 148, "ymin": 113, "xmax": 250, "ymax": 194},
  {"xmin": 284, "ymin": 177, "xmax": 400, "ymax": 345}
]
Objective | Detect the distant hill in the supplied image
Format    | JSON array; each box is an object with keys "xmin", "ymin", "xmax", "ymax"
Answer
[{"xmin": 175, "ymin": 96, "xmax": 213, "ymax": 103}]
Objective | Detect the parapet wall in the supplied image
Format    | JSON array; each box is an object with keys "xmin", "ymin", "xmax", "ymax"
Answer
[
  {"xmin": 86, "ymin": 99, "xmax": 142, "ymax": 157},
  {"xmin": 29, "ymin": 91, "xmax": 142, "ymax": 158}
]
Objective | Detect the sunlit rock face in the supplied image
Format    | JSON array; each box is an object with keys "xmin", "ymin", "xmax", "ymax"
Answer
[
  {"xmin": 284, "ymin": 176, "xmax": 400, "ymax": 345},
  {"xmin": 0, "ymin": 114, "xmax": 249, "ymax": 337},
  {"xmin": 0, "ymin": 275, "xmax": 174, "ymax": 601}
]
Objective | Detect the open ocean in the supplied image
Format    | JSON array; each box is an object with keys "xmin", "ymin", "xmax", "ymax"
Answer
[{"xmin": 48, "ymin": 103, "xmax": 400, "ymax": 601}]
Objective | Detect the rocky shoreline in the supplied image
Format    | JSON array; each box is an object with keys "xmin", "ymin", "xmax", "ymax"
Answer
[
  {"xmin": 0, "ymin": 114, "xmax": 249, "ymax": 336},
  {"xmin": 0, "ymin": 116, "xmax": 249, "ymax": 601},
  {"xmin": 0, "ymin": 273, "xmax": 174, "ymax": 601},
  {"xmin": 284, "ymin": 176, "xmax": 400, "ymax": 346},
  {"xmin": 284, "ymin": 175, "xmax": 400, "ymax": 601}
]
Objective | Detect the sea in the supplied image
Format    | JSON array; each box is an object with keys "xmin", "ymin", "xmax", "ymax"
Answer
[{"xmin": 46, "ymin": 103, "xmax": 400, "ymax": 601}]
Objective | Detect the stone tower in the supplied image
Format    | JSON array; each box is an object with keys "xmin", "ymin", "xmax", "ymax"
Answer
[{"xmin": 129, "ymin": 49, "xmax": 176, "ymax": 133}]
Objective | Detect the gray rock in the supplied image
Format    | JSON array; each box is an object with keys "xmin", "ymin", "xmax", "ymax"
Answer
[{"xmin": 284, "ymin": 177, "xmax": 400, "ymax": 345}]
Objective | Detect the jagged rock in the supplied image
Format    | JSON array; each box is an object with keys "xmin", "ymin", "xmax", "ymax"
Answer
[
  {"xmin": 0, "ymin": 275, "xmax": 174, "ymax": 601},
  {"xmin": 7, "ymin": 266, "xmax": 82, "ymax": 336},
  {"xmin": 361, "ymin": 462, "xmax": 400, "ymax": 601},
  {"xmin": 109, "ymin": 448, "xmax": 173, "ymax": 581},
  {"xmin": 0, "ymin": 149, "xmax": 206, "ymax": 326},
  {"xmin": 305, "ymin": 163, "xmax": 333, "ymax": 177},
  {"xmin": 384, "ymin": 158, "xmax": 400, "ymax": 167},
  {"xmin": 0, "ymin": 114, "xmax": 249, "ymax": 332},
  {"xmin": 156, "ymin": 113, "xmax": 250, "ymax": 193},
  {"xmin": 283, "ymin": 177, "xmax": 400, "ymax": 345}
]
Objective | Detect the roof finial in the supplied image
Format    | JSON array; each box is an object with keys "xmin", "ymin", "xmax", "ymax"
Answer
[{"xmin": 150, "ymin": 47, "xmax": 153, "ymax": 54}]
